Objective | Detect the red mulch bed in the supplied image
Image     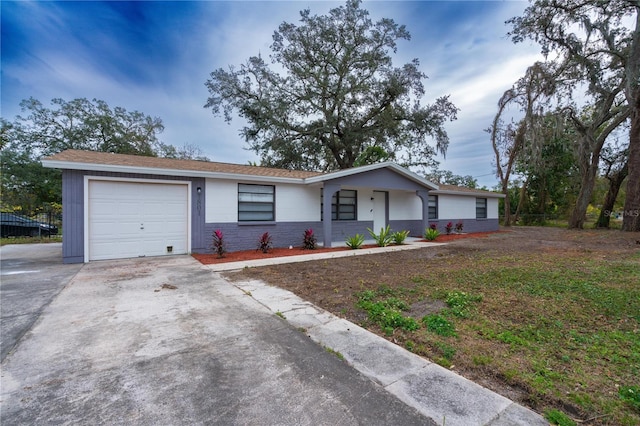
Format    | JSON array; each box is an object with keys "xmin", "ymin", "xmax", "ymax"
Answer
[{"xmin": 193, "ymin": 231, "xmax": 499, "ymax": 265}]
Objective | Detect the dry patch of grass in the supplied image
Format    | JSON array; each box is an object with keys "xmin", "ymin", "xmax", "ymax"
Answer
[{"xmin": 226, "ymin": 227, "xmax": 640, "ymax": 425}]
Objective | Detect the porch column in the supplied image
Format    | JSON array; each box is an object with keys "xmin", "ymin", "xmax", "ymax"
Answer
[
  {"xmin": 322, "ymin": 183, "xmax": 340, "ymax": 248},
  {"xmin": 416, "ymin": 189, "xmax": 430, "ymax": 235}
]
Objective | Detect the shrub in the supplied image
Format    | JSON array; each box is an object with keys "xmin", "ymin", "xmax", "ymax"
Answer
[
  {"xmin": 367, "ymin": 225, "xmax": 393, "ymax": 247},
  {"xmin": 391, "ymin": 230, "xmax": 410, "ymax": 245},
  {"xmin": 302, "ymin": 228, "xmax": 317, "ymax": 250},
  {"xmin": 424, "ymin": 227, "xmax": 440, "ymax": 241},
  {"xmin": 212, "ymin": 229, "xmax": 226, "ymax": 258},
  {"xmin": 455, "ymin": 221, "xmax": 464, "ymax": 233},
  {"xmin": 445, "ymin": 222, "xmax": 453, "ymax": 235},
  {"xmin": 257, "ymin": 232, "xmax": 273, "ymax": 253},
  {"xmin": 345, "ymin": 233, "xmax": 365, "ymax": 249}
]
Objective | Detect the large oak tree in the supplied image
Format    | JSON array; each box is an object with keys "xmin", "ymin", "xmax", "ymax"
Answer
[
  {"xmin": 205, "ymin": 0, "xmax": 458, "ymax": 171},
  {"xmin": 509, "ymin": 0, "xmax": 639, "ymax": 231}
]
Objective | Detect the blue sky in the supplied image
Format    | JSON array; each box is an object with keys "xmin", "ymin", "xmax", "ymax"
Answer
[{"xmin": 1, "ymin": 1, "xmax": 542, "ymax": 188}]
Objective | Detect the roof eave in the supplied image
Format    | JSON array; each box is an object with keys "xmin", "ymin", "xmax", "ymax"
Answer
[
  {"xmin": 41, "ymin": 159, "xmax": 306, "ymax": 184},
  {"xmin": 432, "ymin": 189, "xmax": 505, "ymax": 198}
]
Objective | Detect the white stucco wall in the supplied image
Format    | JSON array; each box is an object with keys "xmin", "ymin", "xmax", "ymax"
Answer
[
  {"xmin": 436, "ymin": 193, "xmax": 500, "ymax": 220},
  {"xmin": 205, "ymin": 179, "xmax": 238, "ymax": 223},
  {"xmin": 205, "ymin": 179, "xmax": 501, "ymax": 224},
  {"xmin": 277, "ymin": 184, "xmax": 321, "ymax": 222},
  {"xmin": 205, "ymin": 179, "xmax": 322, "ymax": 223},
  {"xmin": 488, "ymin": 197, "xmax": 499, "ymax": 219},
  {"xmin": 438, "ymin": 194, "xmax": 475, "ymax": 219},
  {"xmin": 389, "ymin": 190, "xmax": 422, "ymax": 220}
]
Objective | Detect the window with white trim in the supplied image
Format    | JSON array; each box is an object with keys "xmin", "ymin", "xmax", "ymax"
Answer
[
  {"xmin": 428, "ymin": 195, "xmax": 438, "ymax": 219},
  {"xmin": 476, "ymin": 198, "xmax": 487, "ymax": 219},
  {"xmin": 321, "ymin": 189, "xmax": 357, "ymax": 220},
  {"xmin": 238, "ymin": 184, "xmax": 275, "ymax": 221}
]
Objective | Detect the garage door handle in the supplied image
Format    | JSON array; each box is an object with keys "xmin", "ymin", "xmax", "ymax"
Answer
[{"xmin": 140, "ymin": 223, "xmax": 144, "ymax": 230}]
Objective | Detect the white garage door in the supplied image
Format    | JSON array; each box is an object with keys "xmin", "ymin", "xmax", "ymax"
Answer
[{"xmin": 88, "ymin": 180, "xmax": 189, "ymax": 261}]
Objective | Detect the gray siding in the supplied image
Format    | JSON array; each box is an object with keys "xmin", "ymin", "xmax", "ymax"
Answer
[
  {"xmin": 62, "ymin": 170, "xmax": 85, "ymax": 263},
  {"xmin": 329, "ymin": 168, "xmax": 426, "ymax": 191}
]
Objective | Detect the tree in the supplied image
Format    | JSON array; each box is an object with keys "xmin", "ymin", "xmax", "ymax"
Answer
[
  {"xmin": 508, "ymin": 110, "xmax": 580, "ymax": 224},
  {"xmin": 1, "ymin": 97, "xmax": 202, "ymax": 214},
  {"xmin": 595, "ymin": 132, "xmax": 629, "ymax": 228},
  {"xmin": 488, "ymin": 62, "xmax": 558, "ymax": 225},
  {"xmin": 205, "ymin": 0, "xmax": 458, "ymax": 172},
  {"xmin": 508, "ymin": 0, "xmax": 639, "ymax": 231},
  {"xmin": 425, "ymin": 169, "xmax": 478, "ymax": 188},
  {"xmin": 9, "ymin": 97, "xmax": 165, "ymax": 156}
]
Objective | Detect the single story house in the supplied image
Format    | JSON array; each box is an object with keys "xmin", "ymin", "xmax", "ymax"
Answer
[{"xmin": 42, "ymin": 149, "xmax": 503, "ymax": 263}]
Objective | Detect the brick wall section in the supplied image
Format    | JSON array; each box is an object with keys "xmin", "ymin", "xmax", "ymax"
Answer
[{"xmin": 199, "ymin": 220, "xmax": 375, "ymax": 253}]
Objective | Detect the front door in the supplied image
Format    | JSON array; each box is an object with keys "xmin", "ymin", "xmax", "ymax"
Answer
[{"xmin": 372, "ymin": 191, "xmax": 387, "ymax": 233}]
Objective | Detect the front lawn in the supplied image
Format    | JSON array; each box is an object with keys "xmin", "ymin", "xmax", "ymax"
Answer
[{"xmin": 226, "ymin": 227, "xmax": 640, "ymax": 425}]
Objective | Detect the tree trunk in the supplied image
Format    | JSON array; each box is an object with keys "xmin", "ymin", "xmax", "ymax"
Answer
[
  {"xmin": 622, "ymin": 109, "xmax": 640, "ymax": 231},
  {"xmin": 568, "ymin": 154, "xmax": 598, "ymax": 229},
  {"xmin": 622, "ymin": 5, "xmax": 640, "ymax": 231},
  {"xmin": 502, "ymin": 182, "xmax": 512, "ymax": 226},
  {"xmin": 595, "ymin": 163, "xmax": 628, "ymax": 228}
]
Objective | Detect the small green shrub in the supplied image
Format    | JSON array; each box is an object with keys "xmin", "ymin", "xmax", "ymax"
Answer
[
  {"xmin": 367, "ymin": 225, "xmax": 393, "ymax": 247},
  {"xmin": 391, "ymin": 230, "xmax": 410, "ymax": 245},
  {"xmin": 424, "ymin": 227, "xmax": 440, "ymax": 241},
  {"xmin": 422, "ymin": 314, "xmax": 457, "ymax": 337},
  {"xmin": 345, "ymin": 233, "xmax": 365, "ymax": 249}
]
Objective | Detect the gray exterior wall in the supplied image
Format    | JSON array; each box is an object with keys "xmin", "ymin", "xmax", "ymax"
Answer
[
  {"xmin": 61, "ymin": 170, "xmax": 206, "ymax": 264},
  {"xmin": 388, "ymin": 220, "xmax": 423, "ymax": 237},
  {"xmin": 428, "ymin": 219, "xmax": 500, "ymax": 234},
  {"xmin": 199, "ymin": 220, "xmax": 374, "ymax": 253}
]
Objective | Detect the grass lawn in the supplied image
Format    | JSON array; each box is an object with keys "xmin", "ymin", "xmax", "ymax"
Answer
[
  {"xmin": 227, "ymin": 227, "xmax": 640, "ymax": 425},
  {"xmin": 0, "ymin": 235, "xmax": 62, "ymax": 246}
]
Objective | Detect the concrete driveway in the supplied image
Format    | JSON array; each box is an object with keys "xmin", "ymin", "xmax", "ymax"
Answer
[
  {"xmin": 0, "ymin": 243, "xmax": 83, "ymax": 361},
  {"xmin": 0, "ymin": 252, "xmax": 430, "ymax": 425}
]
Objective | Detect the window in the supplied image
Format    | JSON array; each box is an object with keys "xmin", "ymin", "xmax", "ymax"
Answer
[
  {"xmin": 321, "ymin": 189, "xmax": 357, "ymax": 220},
  {"xmin": 476, "ymin": 198, "xmax": 487, "ymax": 219},
  {"xmin": 428, "ymin": 195, "xmax": 438, "ymax": 219},
  {"xmin": 238, "ymin": 184, "xmax": 275, "ymax": 221}
]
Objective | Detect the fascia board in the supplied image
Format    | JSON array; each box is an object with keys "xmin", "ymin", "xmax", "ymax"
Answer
[{"xmin": 41, "ymin": 159, "xmax": 305, "ymax": 185}]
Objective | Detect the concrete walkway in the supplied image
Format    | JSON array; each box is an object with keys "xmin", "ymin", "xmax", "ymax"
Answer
[{"xmin": 205, "ymin": 242, "xmax": 548, "ymax": 426}]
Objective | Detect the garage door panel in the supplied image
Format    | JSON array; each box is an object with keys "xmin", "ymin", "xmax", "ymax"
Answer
[{"xmin": 89, "ymin": 181, "xmax": 189, "ymax": 261}]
